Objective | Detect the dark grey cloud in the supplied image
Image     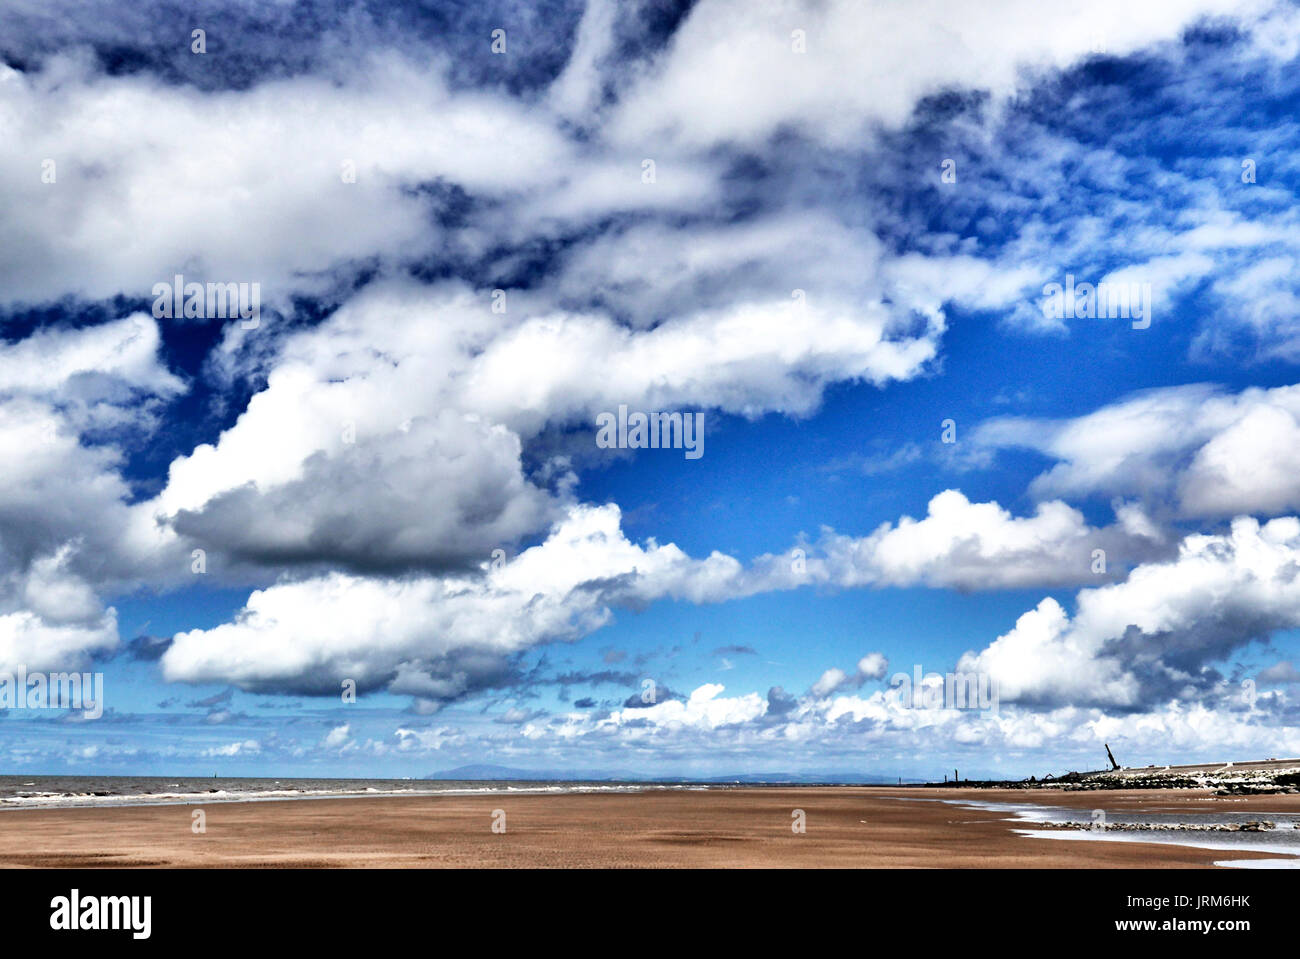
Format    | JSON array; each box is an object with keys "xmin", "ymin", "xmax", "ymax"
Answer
[
  {"xmin": 122, "ymin": 633, "xmax": 172, "ymax": 662},
  {"xmin": 1259, "ymin": 661, "xmax": 1300, "ymax": 684},
  {"xmin": 0, "ymin": 0, "xmax": 587, "ymax": 92},
  {"xmin": 171, "ymin": 414, "xmax": 557, "ymax": 576},
  {"xmin": 187, "ymin": 688, "xmax": 234, "ymax": 709},
  {"xmin": 764, "ymin": 686, "xmax": 798, "ymax": 717},
  {"xmin": 621, "ymin": 686, "xmax": 682, "ymax": 709}
]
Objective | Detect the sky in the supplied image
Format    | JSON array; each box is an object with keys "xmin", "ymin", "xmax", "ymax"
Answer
[{"xmin": 5, "ymin": 0, "xmax": 1300, "ymax": 780}]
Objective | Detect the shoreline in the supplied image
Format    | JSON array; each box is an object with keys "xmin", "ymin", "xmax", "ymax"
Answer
[
  {"xmin": 1, "ymin": 786, "xmax": 1299, "ymax": 868},
  {"xmin": 0, "ymin": 782, "xmax": 717, "ymax": 812}
]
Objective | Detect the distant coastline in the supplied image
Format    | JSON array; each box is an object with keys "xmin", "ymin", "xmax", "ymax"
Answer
[
  {"xmin": 911, "ymin": 758, "xmax": 1300, "ymax": 795},
  {"xmin": 4, "ymin": 758, "xmax": 1297, "ymax": 812}
]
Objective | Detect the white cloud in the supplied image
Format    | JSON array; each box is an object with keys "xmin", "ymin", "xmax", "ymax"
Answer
[
  {"xmin": 439, "ymin": 670, "xmax": 1300, "ymax": 774},
  {"xmin": 159, "ymin": 484, "xmax": 1167, "ymax": 704},
  {"xmin": 0, "ymin": 314, "xmax": 182, "ymax": 399},
  {"xmin": 157, "ymin": 479, "xmax": 1183, "ymax": 706},
  {"xmin": 977, "ymin": 382, "xmax": 1300, "ymax": 519},
  {"xmin": 203, "ymin": 740, "xmax": 261, "ymax": 757},
  {"xmin": 160, "ymin": 503, "xmax": 743, "ymax": 699},
  {"xmin": 959, "ymin": 516, "xmax": 1300, "ymax": 707},
  {"xmin": 0, "ymin": 317, "xmax": 187, "ymax": 667},
  {"xmin": 811, "ymin": 653, "xmax": 890, "ymax": 698},
  {"xmin": 546, "ymin": 0, "xmax": 619, "ymax": 121},
  {"xmin": 321, "ymin": 724, "xmax": 351, "ymax": 749},
  {"xmin": 143, "ymin": 278, "xmax": 940, "ymax": 577},
  {"xmin": 0, "ymin": 55, "xmax": 573, "ymax": 305},
  {"xmin": 608, "ymin": 0, "xmax": 1270, "ymax": 149},
  {"xmin": 811, "ymin": 668, "xmax": 850, "ymax": 698},
  {"xmin": 0, "ymin": 609, "xmax": 117, "ymax": 673},
  {"xmin": 829, "ymin": 489, "xmax": 1164, "ymax": 589},
  {"xmin": 602, "ymin": 684, "xmax": 767, "ymax": 730},
  {"xmin": 857, "ymin": 653, "xmax": 889, "ymax": 681},
  {"xmin": 744, "ymin": 490, "xmax": 1167, "ymax": 593}
]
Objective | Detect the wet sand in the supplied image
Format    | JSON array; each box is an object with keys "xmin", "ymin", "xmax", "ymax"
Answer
[{"xmin": 0, "ymin": 786, "xmax": 1297, "ymax": 868}]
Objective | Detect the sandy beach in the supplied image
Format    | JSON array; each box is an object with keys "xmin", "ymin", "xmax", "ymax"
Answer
[{"xmin": 0, "ymin": 786, "xmax": 1298, "ymax": 868}]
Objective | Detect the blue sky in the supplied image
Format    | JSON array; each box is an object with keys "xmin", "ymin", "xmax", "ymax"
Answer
[{"xmin": 5, "ymin": 0, "xmax": 1300, "ymax": 780}]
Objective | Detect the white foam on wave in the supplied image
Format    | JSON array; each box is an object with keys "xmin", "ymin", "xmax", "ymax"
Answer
[
  {"xmin": 1216, "ymin": 857, "xmax": 1300, "ymax": 868},
  {"xmin": 0, "ymin": 781, "xmax": 713, "ymax": 810}
]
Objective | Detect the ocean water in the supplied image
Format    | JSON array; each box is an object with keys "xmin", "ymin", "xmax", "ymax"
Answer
[
  {"xmin": 933, "ymin": 797, "xmax": 1300, "ymax": 868},
  {"xmin": 0, "ymin": 775, "xmax": 712, "ymax": 809}
]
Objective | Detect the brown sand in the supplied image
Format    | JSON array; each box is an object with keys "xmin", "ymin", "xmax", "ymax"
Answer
[{"xmin": 0, "ymin": 786, "xmax": 1297, "ymax": 868}]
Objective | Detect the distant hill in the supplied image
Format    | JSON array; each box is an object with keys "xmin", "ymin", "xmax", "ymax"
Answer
[
  {"xmin": 424, "ymin": 764, "xmax": 906, "ymax": 784},
  {"xmin": 424, "ymin": 764, "xmax": 636, "ymax": 781}
]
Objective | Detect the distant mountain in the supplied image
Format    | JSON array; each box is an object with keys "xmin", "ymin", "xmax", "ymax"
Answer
[
  {"xmin": 424, "ymin": 764, "xmax": 909, "ymax": 784},
  {"xmin": 687, "ymin": 772, "xmax": 905, "ymax": 785},
  {"xmin": 424, "ymin": 764, "xmax": 635, "ymax": 781}
]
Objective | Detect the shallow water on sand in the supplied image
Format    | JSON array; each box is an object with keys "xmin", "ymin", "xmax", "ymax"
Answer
[{"xmin": 928, "ymin": 796, "xmax": 1300, "ymax": 868}]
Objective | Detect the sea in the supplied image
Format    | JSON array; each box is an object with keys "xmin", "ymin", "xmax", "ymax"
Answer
[{"xmin": 0, "ymin": 775, "xmax": 714, "ymax": 809}]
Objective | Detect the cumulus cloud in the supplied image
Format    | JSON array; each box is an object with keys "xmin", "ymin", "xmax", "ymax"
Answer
[
  {"xmin": 599, "ymin": 684, "xmax": 767, "ymax": 731},
  {"xmin": 0, "ymin": 609, "xmax": 117, "ymax": 673},
  {"xmin": 811, "ymin": 654, "xmax": 889, "ymax": 697},
  {"xmin": 321, "ymin": 724, "xmax": 352, "ymax": 749},
  {"xmin": 741, "ymin": 490, "xmax": 1168, "ymax": 593},
  {"xmin": 159, "ymin": 487, "xmax": 1159, "ymax": 705},
  {"xmin": 0, "ymin": 314, "xmax": 182, "ymax": 400},
  {"xmin": 0, "ymin": 315, "xmax": 190, "ymax": 667},
  {"xmin": 607, "ymin": 0, "xmax": 1269, "ymax": 148},
  {"xmin": 160, "ymin": 503, "xmax": 744, "ymax": 701},
  {"xmin": 170, "ymin": 409, "xmax": 557, "ymax": 575},
  {"xmin": 203, "ymin": 739, "xmax": 260, "ymax": 757},
  {"xmin": 977, "ymin": 382, "xmax": 1300, "ymax": 520},
  {"xmin": 0, "ymin": 54, "xmax": 577, "ymax": 306},
  {"xmin": 432, "ymin": 673, "xmax": 1300, "ymax": 776},
  {"xmin": 959, "ymin": 516, "xmax": 1300, "ymax": 708},
  {"xmin": 4, "ymin": 0, "xmax": 1269, "ymax": 620},
  {"xmin": 856, "ymin": 653, "xmax": 889, "ymax": 681},
  {"xmin": 10, "ymin": 0, "xmax": 1300, "ymax": 775},
  {"xmin": 810, "ymin": 668, "xmax": 852, "ymax": 699},
  {"xmin": 823, "ymin": 490, "xmax": 1166, "ymax": 589},
  {"xmin": 139, "ymin": 276, "xmax": 942, "ymax": 579}
]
